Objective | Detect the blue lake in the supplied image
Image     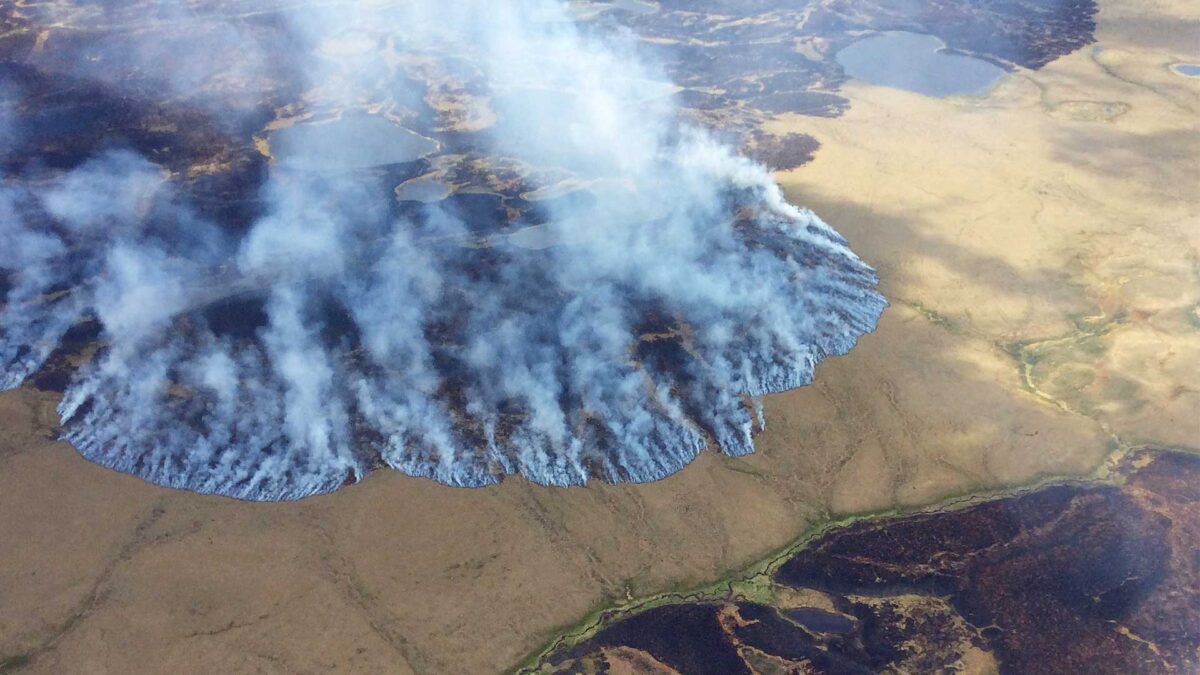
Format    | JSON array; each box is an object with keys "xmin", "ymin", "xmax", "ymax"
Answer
[
  {"xmin": 1171, "ymin": 63, "xmax": 1200, "ymax": 78},
  {"xmin": 836, "ymin": 31, "xmax": 1008, "ymax": 97},
  {"xmin": 785, "ymin": 607, "xmax": 855, "ymax": 634},
  {"xmin": 395, "ymin": 176, "xmax": 452, "ymax": 203},
  {"xmin": 270, "ymin": 114, "xmax": 437, "ymax": 170}
]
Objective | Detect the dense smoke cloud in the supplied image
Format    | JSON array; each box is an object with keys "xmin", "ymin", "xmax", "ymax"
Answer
[{"xmin": 0, "ymin": 0, "xmax": 884, "ymax": 500}]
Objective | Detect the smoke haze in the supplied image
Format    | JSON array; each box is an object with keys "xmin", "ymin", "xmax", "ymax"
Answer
[{"xmin": 0, "ymin": 0, "xmax": 885, "ymax": 500}]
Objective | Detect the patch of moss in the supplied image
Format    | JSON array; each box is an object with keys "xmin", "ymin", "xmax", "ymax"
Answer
[
  {"xmin": 908, "ymin": 301, "xmax": 961, "ymax": 334},
  {"xmin": 729, "ymin": 574, "xmax": 778, "ymax": 605},
  {"xmin": 1186, "ymin": 304, "xmax": 1200, "ymax": 330},
  {"xmin": 720, "ymin": 457, "xmax": 772, "ymax": 479},
  {"xmin": 0, "ymin": 654, "xmax": 30, "ymax": 674}
]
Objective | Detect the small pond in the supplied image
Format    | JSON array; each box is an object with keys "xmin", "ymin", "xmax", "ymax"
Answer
[
  {"xmin": 1170, "ymin": 63, "xmax": 1200, "ymax": 78},
  {"xmin": 836, "ymin": 31, "xmax": 1007, "ymax": 97},
  {"xmin": 395, "ymin": 176, "xmax": 452, "ymax": 203},
  {"xmin": 269, "ymin": 114, "xmax": 437, "ymax": 170}
]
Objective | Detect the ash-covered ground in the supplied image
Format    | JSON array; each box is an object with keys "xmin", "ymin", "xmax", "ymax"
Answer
[
  {"xmin": 0, "ymin": 0, "xmax": 1102, "ymax": 501},
  {"xmin": 0, "ymin": 0, "xmax": 897, "ymax": 500}
]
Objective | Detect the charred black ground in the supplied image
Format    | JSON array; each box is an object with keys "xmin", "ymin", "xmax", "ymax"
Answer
[
  {"xmin": 0, "ymin": 0, "xmax": 1095, "ymax": 499},
  {"xmin": 535, "ymin": 449, "xmax": 1200, "ymax": 674}
]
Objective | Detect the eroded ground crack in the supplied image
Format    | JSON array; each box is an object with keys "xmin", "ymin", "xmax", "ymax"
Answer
[{"xmin": 0, "ymin": 500, "xmax": 190, "ymax": 673}]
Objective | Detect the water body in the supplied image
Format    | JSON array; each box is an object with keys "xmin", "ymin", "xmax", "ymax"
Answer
[
  {"xmin": 395, "ymin": 176, "xmax": 452, "ymax": 203},
  {"xmin": 507, "ymin": 223, "xmax": 560, "ymax": 250},
  {"xmin": 534, "ymin": 450, "xmax": 1198, "ymax": 674},
  {"xmin": 836, "ymin": 32, "xmax": 1007, "ymax": 97},
  {"xmin": 270, "ymin": 114, "xmax": 437, "ymax": 170},
  {"xmin": 784, "ymin": 607, "xmax": 854, "ymax": 634},
  {"xmin": 1170, "ymin": 63, "xmax": 1200, "ymax": 78},
  {"xmin": 611, "ymin": 0, "xmax": 656, "ymax": 14}
]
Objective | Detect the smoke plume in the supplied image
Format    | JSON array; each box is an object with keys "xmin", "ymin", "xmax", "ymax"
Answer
[{"xmin": 0, "ymin": 0, "xmax": 885, "ymax": 500}]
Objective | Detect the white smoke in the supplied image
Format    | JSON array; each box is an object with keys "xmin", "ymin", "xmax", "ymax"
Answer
[{"xmin": 0, "ymin": 0, "xmax": 885, "ymax": 499}]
